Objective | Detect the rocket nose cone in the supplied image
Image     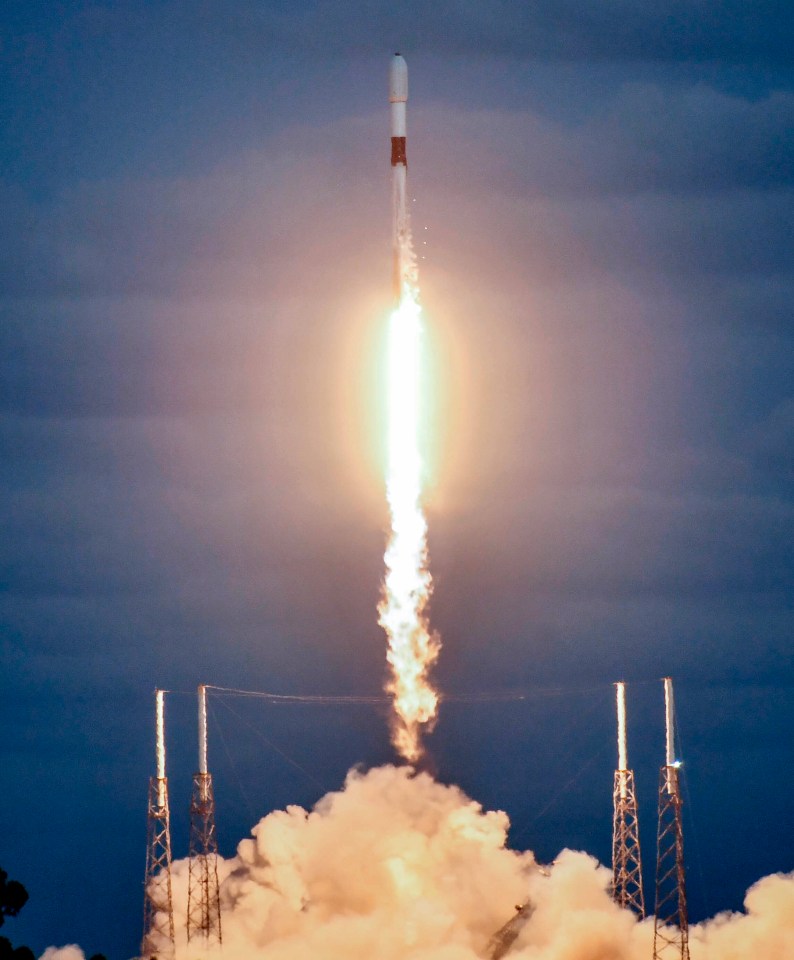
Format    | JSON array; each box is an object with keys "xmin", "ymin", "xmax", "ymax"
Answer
[{"xmin": 389, "ymin": 54, "xmax": 408, "ymax": 103}]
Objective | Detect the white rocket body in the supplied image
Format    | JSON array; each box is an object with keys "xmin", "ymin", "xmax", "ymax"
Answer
[{"xmin": 390, "ymin": 54, "xmax": 408, "ymax": 301}]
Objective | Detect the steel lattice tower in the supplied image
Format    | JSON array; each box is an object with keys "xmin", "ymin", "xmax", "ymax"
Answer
[
  {"xmin": 485, "ymin": 867, "xmax": 550, "ymax": 960},
  {"xmin": 611, "ymin": 682, "xmax": 645, "ymax": 917},
  {"xmin": 142, "ymin": 690, "xmax": 175, "ymax": 959},
  {"xmin": 653, "ymin": 678, "xmax": 690, "ymax": 960},
  {"xmin": 486, "ymin": 902, "xmax": 535, "ymax": 960},
  {"xmin": 186, "ymin": 685, "xmax": 222, "ymax": 947}
]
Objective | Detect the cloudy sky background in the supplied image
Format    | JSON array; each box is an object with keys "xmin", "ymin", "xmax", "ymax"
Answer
[{"xmin": 2, "ymin": 2, "xmax": 793, "ymax": 956}]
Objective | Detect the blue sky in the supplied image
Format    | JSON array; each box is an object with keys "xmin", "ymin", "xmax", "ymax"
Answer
[{"xmin": 1, "ymin": 2, "xmax": 793, "ymax": 956}]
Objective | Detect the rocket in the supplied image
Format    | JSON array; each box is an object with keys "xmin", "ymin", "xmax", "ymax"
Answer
[{"xmin": 389, "ymin": 53, "xmax": 408, "ymax": 302}]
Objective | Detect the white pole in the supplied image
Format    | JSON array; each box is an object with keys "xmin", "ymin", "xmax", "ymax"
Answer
[
  {"xmin": 616, "ymin": 682, "xmax": 628, "ymax": 799},
  {"xmin": 155, "ymin": 689, "xmax": 166, "ymax": 808},
  {"xmin": 664, "ymin": 677, "xmax": 675, "ymax": 767},
  {"xmin": 198, "ymin": 684, "xmax": 208, "ymax": 775}
]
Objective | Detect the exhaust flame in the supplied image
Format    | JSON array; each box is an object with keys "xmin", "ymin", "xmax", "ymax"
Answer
[{"xmin": 378, "ymin": 276, "xmax": 440, "ymax": 763}]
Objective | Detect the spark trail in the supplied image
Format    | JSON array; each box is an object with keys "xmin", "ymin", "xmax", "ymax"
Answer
[{"xmin": 378, "ymin": 54, "xmax": 440, "ymax": 763}]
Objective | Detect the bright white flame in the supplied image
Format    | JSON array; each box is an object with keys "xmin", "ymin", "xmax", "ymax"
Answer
[{"xmin": 378, "ymin": 280, "xmax": 440, "ymax": 762}]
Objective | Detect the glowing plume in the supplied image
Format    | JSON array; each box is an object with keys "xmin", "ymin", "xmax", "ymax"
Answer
[{"xmin": 378, "ymin": 269, "xmax": 440, "ymax": 763}]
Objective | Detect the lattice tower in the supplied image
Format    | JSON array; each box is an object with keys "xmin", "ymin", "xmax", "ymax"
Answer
[
  {"xmin": 186, "ymin": 771, "xmax": 222, "ymax": 945},
  {"xmin": 611, "ymin": 682, "xmax": 645, "ymax": 917},
  {"xmin": 186, "ymin": 685, "xmax": 222, "ymax": 946},
  {"xmin": 142, "ymin": 689, "xmax": 175, "ymax": 958},
  {"xmin": 653, "ymin": 678, "xmax": 690, "ymax": 960},
  {"xmin": 612, "ymin": 769, "xmax": 645, "ymax": 917},
  {"xmin": 486, "ymin": 902, "xmax": 535, "ymax": 960}
]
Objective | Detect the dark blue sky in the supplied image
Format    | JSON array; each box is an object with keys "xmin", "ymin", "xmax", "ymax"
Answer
[{"xmin": 1, "ymin": 2, "xmax": 793, "ymax": 957}]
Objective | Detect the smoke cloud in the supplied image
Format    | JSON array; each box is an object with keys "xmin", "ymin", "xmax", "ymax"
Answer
[{"xmin": 41, "ymin": 765, "xmax": 794, "ymax": 960}]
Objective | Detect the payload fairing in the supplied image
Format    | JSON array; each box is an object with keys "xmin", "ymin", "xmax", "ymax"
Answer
[{"xmin": 389, "ymin": 53, "xmax": 409, "ymax": 301}]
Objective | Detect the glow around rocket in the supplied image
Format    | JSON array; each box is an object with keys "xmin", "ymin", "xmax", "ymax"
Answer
[{"xmin": 378, "ymin": 54, "xmax": 441, "ymax": 763}]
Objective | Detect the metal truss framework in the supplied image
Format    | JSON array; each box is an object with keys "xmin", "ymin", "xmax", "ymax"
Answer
[
  {"xmin": 186, "ymin": 771, "xmax": 222, "ymax": 947},
  {"xmin": 611, "ymin": 768, "xmax": 645, "ymax": 918},
  {"xmin": 142, "ymin": 776, "xmax": 175, "ymax": 958},
  {"xmin": 486, "ymin": 901, "xmax": 535, "ymax": 960},
  {"xmin": 653, "ymin": 764, "xmax": 690, "ymax": 960}
]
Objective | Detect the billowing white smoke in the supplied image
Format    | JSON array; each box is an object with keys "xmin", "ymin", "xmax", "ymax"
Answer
[{"xmin": 43, "ymin": 765, "xmax": 793, "ymax": 960}]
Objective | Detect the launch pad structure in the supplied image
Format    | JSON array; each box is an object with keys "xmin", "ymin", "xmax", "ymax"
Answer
[
  {"xmin": 486, "ymin": 679, "xmax": 687, "ymax": 960},
  {"xmin": 141, "ymin": 690, "xmax": 175, "ymax": 959},
  {"xmin": 486, "ymin": 901, "xmax": 535, "ymax": 960},
  {"xmin": 142, "ymin": 686, "xmax": 221, "ymax": 958},
  {"xmin": 140, "ymin": 676, "xmax": 699, "ymax": 960},
  {"xmin": 611, "ymin": 681, "xmax": 646, "ymax": 918},
  {"xmin": 186, "ymin": 685, "xmax": 223, "ymax": 949},
  {"xmin": 652, "ymin": 678, "xmax": 690, "ymax": 960}
]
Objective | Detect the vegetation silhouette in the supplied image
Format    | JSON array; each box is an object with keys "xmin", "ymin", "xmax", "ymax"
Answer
[
  {"xmin": 1, "ymin": 867, "xmax": 106, "ymax": 960},
  {"xmin": 0, "ymin": 868, "xmax": 33, "ymax": 960}
]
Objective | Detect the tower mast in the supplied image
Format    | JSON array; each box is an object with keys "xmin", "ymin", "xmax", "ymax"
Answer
[
  {"xmin": 142, "ymin": 689, "xmax": 175, "ymax": 958},
  {"xmin": 486, "ymin": 902, "xmax": 535, "ymax": 960},
  {"xmin": 611, "ymin": 681, "xmax": 645, "ymax": 917},
  {"xmin": 186, "ymin": 684, "xmax": 222, "ymax": 946},
  {"xmin": 653, "ymin": 677, "xmax": 690, "ymax": 960}
]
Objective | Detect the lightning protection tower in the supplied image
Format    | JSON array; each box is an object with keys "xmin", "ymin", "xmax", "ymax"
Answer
[
  {"xmin": 611, "ymin": 681, "xmax": 645, "ymax": 918},
  {"xmin": 653, "ymin": 677, "xmax": 690, "ymax": 960},
  {"xmin": 142, "ymin": 689, "xmax": 176, "ymax": 958},
  {"xmin": 186, "ymin": 684, "xmax": 222, "ymax": 947}
]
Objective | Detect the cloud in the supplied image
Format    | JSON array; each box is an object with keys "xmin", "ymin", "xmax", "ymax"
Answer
[
  {"xmin": 39, "ymin": 948, "xmax": 84, "ymax": 960},
  {"xmin": 128, "ymin": 764, "xmax": 794, "ymax": 960}
]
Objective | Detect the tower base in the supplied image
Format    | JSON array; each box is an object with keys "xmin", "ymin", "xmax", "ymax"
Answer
[
  {"xmin": 612, "ymin": 768, "xmax": 645, "ymax": 918},
  {"xmin": 142, "ymin": 776, "xmax": 175, "ymax": 958},
  {"xmin": 653, "ymin": 764, "xmax": 690, "ymax": 960},
  {"xmin": 186, "ymin": 771, "xmax": 222, "ymax": 947}
]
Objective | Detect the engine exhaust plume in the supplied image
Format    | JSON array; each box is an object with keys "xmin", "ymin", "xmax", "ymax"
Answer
[{"xmin": 378, "ymin": 54, "xmax": 440, "ymax": 763}]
